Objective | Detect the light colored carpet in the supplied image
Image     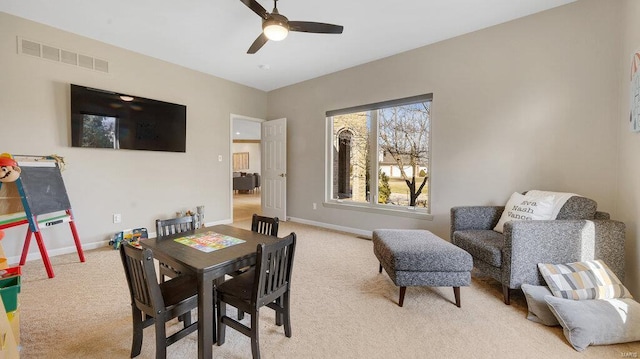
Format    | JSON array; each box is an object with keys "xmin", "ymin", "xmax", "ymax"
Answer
[{"xmin": 18, "ymin": 221, "xmax": 640, "ymax": 358}]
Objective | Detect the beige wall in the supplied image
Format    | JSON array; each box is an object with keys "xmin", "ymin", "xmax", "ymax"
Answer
[
  {"xmin": 268, "ymin": 0, "xmax": 638, "ymax": 294},
  {"xmin": 617, "ymin": 0, "xmax": 640, "ymax": 299},
  {"xmin": 0, "ymin": 12, "xmax": 267, "ymax": 260}
]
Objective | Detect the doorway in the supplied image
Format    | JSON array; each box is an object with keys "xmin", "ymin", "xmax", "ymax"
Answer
[{"xmin": 231, "ymin": 115, "xmax": 263, "ymax": 222}]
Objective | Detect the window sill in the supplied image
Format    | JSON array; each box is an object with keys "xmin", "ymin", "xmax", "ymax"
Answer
[{"xmin": 323, "ymin": 201, "xmax": 434, "ymax": 221}]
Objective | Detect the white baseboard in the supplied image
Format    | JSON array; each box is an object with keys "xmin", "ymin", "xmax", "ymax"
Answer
[
  {"xmin": 12, "ymin": 218, "xmax": 236, "ymax": 265},
  {"xmin": 287, "ymin": 216, "xmax": 372, "ymax": 238},
  {"xmin": 11, "ymin": 240, "xmax": 110, "ymax": 265},
  {"xmin": 14, "ymin": 218, "xmax": 359, "ymax": 264}
]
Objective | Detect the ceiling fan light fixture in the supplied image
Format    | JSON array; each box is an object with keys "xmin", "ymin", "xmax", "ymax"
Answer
[{"xmin": 263, "ymin": 20, "xmax": 289, "ymax": 41}]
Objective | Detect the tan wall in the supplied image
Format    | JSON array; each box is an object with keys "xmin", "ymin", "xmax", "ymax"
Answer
[
  {"xmin": 268, "ymin": 0, "xmax": 637, "ymax": 294},
  {"xmin": 0, "ymin": 12, "xmax": 267, "ymax": 260},
  {"xmin": 617, "ymin": 0, "xmax": 640, "ymax": 298}
]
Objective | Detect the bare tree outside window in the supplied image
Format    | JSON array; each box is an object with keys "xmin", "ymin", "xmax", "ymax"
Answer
[
  {"xmin": 328, "ymin": 94, "xmax": 431, "ymax": 213},
  {"xmin": 378, "ymin": 102, "xmax": 430, "ymax": 207}
]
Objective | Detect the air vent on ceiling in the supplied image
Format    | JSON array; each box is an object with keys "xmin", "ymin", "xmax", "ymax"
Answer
[
  {"xmin": 17, "ymin": 36, "xmax": 109, "ymax": 74},
  {"xmin": 61, "ymin": 49, "xmax": 78, "ymax": 66},
  {"xmin": 42, "ymin": 45, "xmax": 60, "ymax": 62},
  {"xmin": 78, "ymin": 54, "xmax": 93, "ymax": 69}
]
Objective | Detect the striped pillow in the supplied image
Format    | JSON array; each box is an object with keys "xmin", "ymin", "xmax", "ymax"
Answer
[{"xmin": 537, "ymin": 260, "xmax": 632, "ymax": 300}]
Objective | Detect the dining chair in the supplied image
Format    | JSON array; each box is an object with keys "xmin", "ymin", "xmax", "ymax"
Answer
[
  {"xmin": 234, "ymin": 213, "xmax": 280, "ymax": 320},
  {"xmin": 216, "ymin": 232, "xmax": 297, "ymax": 359},
  {"xmin": 155, "ymin": 215, "xmax": 196, "ymax": 282},
  {"xmin": 119, "ymin": 242, "xmax": 200, "ymax": 359},
  {"xmin": 233, "ymin": 214, "xmax": 279, "ymax": 278},
  {"xmin": 251, "ymin": 213, "xmax": 279, "ymax": 237}
]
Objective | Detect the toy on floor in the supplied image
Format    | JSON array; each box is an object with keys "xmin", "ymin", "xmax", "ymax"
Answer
[{"xmin": 109, "ymin": 228, "xmax": 148, "ymax": 249}]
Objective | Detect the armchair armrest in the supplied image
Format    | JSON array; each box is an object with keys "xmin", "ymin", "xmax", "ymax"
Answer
[
  {"xmin": 502, "ymin": 219, "xmax": 625, "ymax": 288},
  {"xmin": 450, "ymin": 206, "xmax": 504, "ymax": 239}
]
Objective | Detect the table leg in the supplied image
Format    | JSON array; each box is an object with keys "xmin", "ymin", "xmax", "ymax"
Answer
[{"xmin": 198, "ymin": 273, "xmax": 215, "ymax": 359}]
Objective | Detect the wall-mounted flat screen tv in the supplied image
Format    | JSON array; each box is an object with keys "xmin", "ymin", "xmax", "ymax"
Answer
[{"xmin": 70, "ymin": 84, "xmax": 186, "ymax": 152}]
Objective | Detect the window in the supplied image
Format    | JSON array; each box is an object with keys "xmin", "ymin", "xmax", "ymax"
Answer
[{"xmin": 326, "ymin": 94, "xmax": 432, "ymax": 214}]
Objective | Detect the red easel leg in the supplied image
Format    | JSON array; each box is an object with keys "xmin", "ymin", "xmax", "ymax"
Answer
[
  {"xmin": 19, "ymin": 228, "xmax": 33, "ymax": 266},
  {"xmin": 34, "ymin": 231, "xmax": 54, "ymax": 278},
  {"xmin": 68, "ymin": 221, "xmax": 85, "ymax": 262}
]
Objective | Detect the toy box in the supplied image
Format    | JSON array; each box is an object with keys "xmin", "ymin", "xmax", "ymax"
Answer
[{"xmin": 0, "ymin": 276, "xmax": 20, "ymax": 312}]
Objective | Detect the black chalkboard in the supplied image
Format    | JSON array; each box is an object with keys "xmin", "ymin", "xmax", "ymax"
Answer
[{"xmin": 18, "ymin": 164, "xmax": 71, "ymax": 216}]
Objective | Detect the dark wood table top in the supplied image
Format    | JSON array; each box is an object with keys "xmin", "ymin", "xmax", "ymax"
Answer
[{"xmin": 140, "ymin": 224, "xmax": 280, "ymax": 277}]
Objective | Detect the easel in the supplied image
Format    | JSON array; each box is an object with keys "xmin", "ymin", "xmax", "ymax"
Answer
[{"xmin": 0, "ymin": 155, "xmax": 85, "ymax": 278}]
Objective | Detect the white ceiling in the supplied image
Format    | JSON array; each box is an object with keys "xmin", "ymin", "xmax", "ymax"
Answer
[
  {"xmin": 233, "ymin": 118, "xmax": 261, "ymax": 140},
  {"xmin": 1, "ymin": 0, "xmax": 575, "ymax": 92}
]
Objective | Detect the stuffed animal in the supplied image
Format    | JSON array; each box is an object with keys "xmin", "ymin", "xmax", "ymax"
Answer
[{"xmin": 0, "ymin": 153, "xmax": 20, "ymax": 183}]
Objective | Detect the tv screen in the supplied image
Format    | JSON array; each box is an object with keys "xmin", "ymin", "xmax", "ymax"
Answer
[{"xmin": 70, "ymin": 84, "xmax": 186, "ymax": 152}]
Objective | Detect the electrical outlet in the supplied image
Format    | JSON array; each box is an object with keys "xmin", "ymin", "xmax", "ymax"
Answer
[
  {"xmin": 313, "ymin": 203, "xmax": 317, "ymax": 210},
  {"xmin": 218, "ymin": 155, "xmax": 223, "ymax": 162},
  {"xmin": 113, "ymin": 213, "xmax": 122, "ymax": 223}
]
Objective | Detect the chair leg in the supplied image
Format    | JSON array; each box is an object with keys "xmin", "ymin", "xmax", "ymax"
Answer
[
  {"xmin": 216, "ymin": 300, "xmax": 226, "ymax": 346},
  {"xmin": 131, "ymin": 307, "xmax": 144, "ymax": 358},
  {"xmin": 180, "ymin": 311, "xmax": 192, "ymax": 327},
  {"xmin": 398, "ymin": 286, "xmax": 406, "ymax": 307},
  {"xmin": 453, "ymin": 287, "xmax": 461, "ymax": 308},
  {"xmin": 250, "ymin": 310, "xmax": 261, "ymax": 359},
  {"xmin": 502, "ymin": 285, "xmax": 511, "ymax": 305},
  {"xmin": 274, "ymin": 297, "xmax": 283, "ymax": 326},
  {"xmin": 282, "ymin": 292, "xmax": 292, "ymax": 338},
  {"xmin": 378, "ymin": 263, "xmax": 382, "ymax": 273},
  {"xmin": 154, "ymin": 315, "xmax": 167, "ymax": 359}
]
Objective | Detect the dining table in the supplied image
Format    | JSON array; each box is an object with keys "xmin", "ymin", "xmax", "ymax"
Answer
[{"xmin": 139, "ymin": 224, "xmax": 280, "ymax": 359}]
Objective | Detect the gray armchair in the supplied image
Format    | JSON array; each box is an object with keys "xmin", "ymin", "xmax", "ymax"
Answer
[
  {"xmin": 233, "ymin": 175, "xmax": 256, "ymax": 192},
  {"xmin": 450, "ymin": 195, "xmax": 625, "ymax": 305}
]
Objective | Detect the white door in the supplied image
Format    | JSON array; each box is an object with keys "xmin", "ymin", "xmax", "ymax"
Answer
[{"xmin": 261, "ymin": 118, "xmax": 286, "ymax": 220}]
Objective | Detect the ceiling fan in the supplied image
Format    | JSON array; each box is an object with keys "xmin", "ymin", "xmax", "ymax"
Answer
[{"xmin": 240, "ymin": 0, "xmax": 344, "ymax": 54}]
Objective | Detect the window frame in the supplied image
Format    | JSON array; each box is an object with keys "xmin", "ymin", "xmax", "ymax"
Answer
[{"xmin": 325, "ymin": 94, "xmax": 433, "ymax": 220}]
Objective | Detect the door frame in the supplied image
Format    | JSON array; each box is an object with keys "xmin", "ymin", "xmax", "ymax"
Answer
[{"xmin": 229, "ymin": 114, "xmax": 264, "ymax": 222}]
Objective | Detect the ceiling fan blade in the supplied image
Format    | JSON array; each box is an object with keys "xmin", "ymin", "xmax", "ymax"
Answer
[
  {"xmin": 247, "ymin": 33, "xmax": 269, "ymax": 54},
  {"xmin": 289, "ymin": 21, "xmax": 344, "ymax": 34},
  {"xmin": 240, "ymin": 0, "xmax": 269, "ymax": 19}
]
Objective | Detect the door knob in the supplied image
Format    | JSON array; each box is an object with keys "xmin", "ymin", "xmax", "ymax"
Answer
[{"xmin": 279, "ymin": 173, "xmax": 287, "ymax": 178}]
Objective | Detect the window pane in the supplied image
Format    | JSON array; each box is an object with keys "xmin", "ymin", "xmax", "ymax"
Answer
[
  {"xmin": 377, "ymin": 102, "xmax": 430, "ymax": 208},
  {"xmin": 331, "ymin": 112, "xmax": 371, "ymax": 203}
]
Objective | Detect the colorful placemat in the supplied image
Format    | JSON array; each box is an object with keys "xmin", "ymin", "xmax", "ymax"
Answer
[{"xmin": 174, "ymin": 231, "xmax": 245, "ymax": 253}]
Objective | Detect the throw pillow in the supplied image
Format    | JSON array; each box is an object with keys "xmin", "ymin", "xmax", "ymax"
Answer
[
  {"xmin": 545, "ymin": 296, "xmax": 640, "ymax": 351},
  {"xmin": 524, "ymin": 190, "xmax": 579, "ymax": 219},
  {"xmin": 521, "ymin": 284, "xmax": 559, "ymax": 326},
  {"xmin": 493, "ymin": 192, "xmax": 555, "ymax": 233},
  {"xmin": 538, "ymin": 259, "xmax": 632, "ymax": 300}
]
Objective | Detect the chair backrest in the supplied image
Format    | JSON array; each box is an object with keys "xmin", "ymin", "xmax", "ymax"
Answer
[
  {"xmin": 119, "ymin": 242, "xmax": 164, "ymax": 316},
  {"xmin": 251, "ymin": 214, "xmax": 279, "ymax": 237},
  {"xmin": 555, "ymin": 196, "xmax": 598, "ymax": 220},
  {"xmin": 156, "ymin": 215, "xmax": 196, "ymax": 237},
  {"xmin": 252, "ymin": 232, "xmax": 296, "ymax": 307}
]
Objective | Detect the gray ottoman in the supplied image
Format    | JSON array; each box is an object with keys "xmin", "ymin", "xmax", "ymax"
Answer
[{"xmin": 373, "ymin": 229, "xmax": 473, "ymax": 307}]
